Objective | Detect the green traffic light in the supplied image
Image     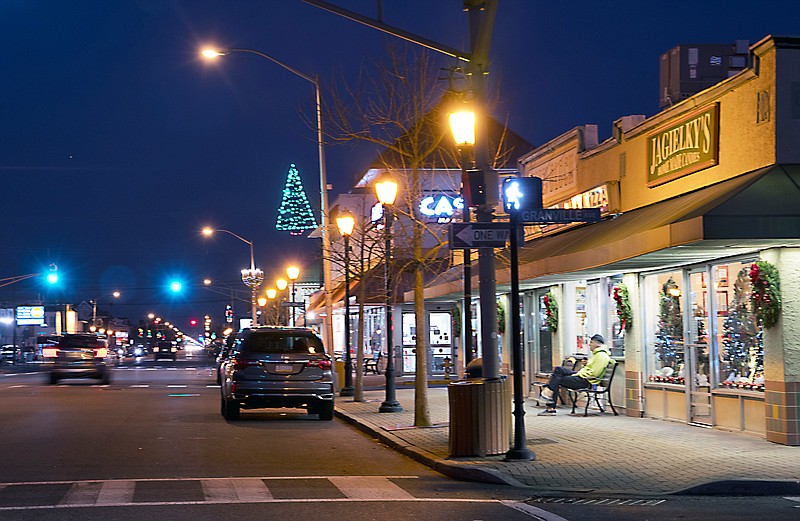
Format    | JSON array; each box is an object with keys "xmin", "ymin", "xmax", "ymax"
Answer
[
  {"xmin": 169, "ymin": 281, "xmax": 183, "ymax": 293},
  {"xmin": 46, "ymin": 273, "xmax": 59, "ymax": 284}
]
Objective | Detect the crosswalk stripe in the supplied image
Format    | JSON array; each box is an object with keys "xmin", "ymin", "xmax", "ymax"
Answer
[
  {"xmin": 200, "ymin": 479, "xmax": 238, "ymax": 502},
  {"xmin": 328, "ymin": 477, "xmax": 414, "ymax": 499},
  {"xmin": 59, "ymin": 482, "xmax": 102, "ymax": 506},
  {"xmin": 232, "ymin": 478, "xmax": 274, "ymax": 502},
  {"xmin": 96, "ymin": 480, "xmax": 135, "ymax": 505}
]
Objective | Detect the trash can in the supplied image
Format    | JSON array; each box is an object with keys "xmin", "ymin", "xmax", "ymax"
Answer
[
  {"xmin": 334, "ymin": 359, "xmax": 345, "ymax": 391},
  {"xmin": 448, "ymin": 378, "xmax": 511, "ymax": 457}
]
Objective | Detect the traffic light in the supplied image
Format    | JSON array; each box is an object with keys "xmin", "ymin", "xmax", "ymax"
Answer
[
  {"xmin": 503, "ymin": 176, "xmax": 543, "ymax": 213},
  {"xmin": 189, "ymin": 318, "xmax": 198, "ymax": 327},
  {"xmin": 169, "ymin": 280, "xmax": 183, "ymax": 293},
  {"xmin": 46, "ymin": 264, "xmax": 59, "ymax": 285}
]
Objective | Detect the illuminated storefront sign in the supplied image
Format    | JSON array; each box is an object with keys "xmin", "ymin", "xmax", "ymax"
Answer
[
  {"xmin": 552, "ymin": 184, "xmax": 610, "ymax": 213},
  {"xmin": 418, "ymin": 194, "xmax": 463, "ymax": 223},
  {"xmin": 647, "ymin": 103, "xmax": 719, "ymax": 187},
  {"xmin": 16, "ymin": 306, "xmax": 45, "ymax": 326}
]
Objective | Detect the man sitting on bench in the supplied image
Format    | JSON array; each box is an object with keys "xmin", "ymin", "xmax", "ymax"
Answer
[{"xmin": 538, "ymin": 334, "xmax": 611, "ymax": 416}]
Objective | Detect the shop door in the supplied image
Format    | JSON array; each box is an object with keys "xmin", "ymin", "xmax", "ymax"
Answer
[
  {"xmin": 686, "ymin": 269, "xmax": 712, "ymax": 426},
  {"xmin": 536, "ymin": 289, "xmax": 553, "ymax": 373}
]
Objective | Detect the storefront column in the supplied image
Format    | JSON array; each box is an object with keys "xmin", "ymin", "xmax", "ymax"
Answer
[
  {"xmin": 622, "ymin": 273, "xmax": 644, "ymax": 417},
  {"xmin": 761, "ymin": 247, "xmax": 800, "ymax": 446}
]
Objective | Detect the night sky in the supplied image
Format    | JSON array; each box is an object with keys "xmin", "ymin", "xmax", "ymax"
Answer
[{"xmin": 2, "ymin": 0, "xmax": 799, "ymax": 332}]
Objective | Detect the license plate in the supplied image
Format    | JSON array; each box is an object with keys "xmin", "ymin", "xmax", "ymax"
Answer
[{"xmin": 274, "ymin": 364, "xmax": 294, "ymax": 373}]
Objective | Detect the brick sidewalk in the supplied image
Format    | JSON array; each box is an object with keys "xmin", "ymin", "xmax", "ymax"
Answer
[{"xmin": 335, "ymin": 386, "xmax": 800, "ymax": 494}]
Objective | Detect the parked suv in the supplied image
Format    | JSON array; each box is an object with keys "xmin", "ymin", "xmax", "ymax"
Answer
[
  {"xmin": 44, "ymin": 334, "xmax": 112, "ymax": 384},
  {"xmin": 219, "ymin": 327, "xmax": 334, "ymax": 421}
]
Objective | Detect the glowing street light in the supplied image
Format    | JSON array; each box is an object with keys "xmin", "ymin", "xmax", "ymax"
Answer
[
  {"xmin": 450, "ymin": 107, "xmax": 476, "ymax": 366},
  {"xmin": 200, "ymin": 46, "xmax": 335, "ymax": 357},
  {"xmin": 336, "ymin": 209, "xmax": 356, "ymax": 397},
  {"xmin": 287, "ymin": 266, "xmax": 301, "ymax": 327},
  {"xmin": 375, "ymin": 174, "xmax": 401, "ymax": 413}
]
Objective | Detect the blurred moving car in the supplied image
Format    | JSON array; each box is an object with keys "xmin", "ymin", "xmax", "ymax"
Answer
[
  {"xmin": 44, "ymin": 334, "xmax": 113, "ymax": 384},
  {"xmin": 152, "ymin": 340, "xmax": 177, "ymax": 361},
  {"xmin": 215, "ymin": 334, "xmax": 237, "ymax": 385},
  {"xmin": 219, "ymin": 327, "xmax": 335, "ymax": 421},
  {"xmin": 1, "ymin": 345, "xmax": 18, "ymax": 364}
]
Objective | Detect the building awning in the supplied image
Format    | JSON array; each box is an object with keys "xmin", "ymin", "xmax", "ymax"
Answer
[{"xmin": 419, "ymin": 165, "xmax": 800, "ymax": 300}]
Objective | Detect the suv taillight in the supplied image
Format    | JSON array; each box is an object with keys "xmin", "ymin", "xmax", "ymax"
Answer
[
  {"xmin": 43, "ymin": 348, "xmax": 59, "ymax": 358},
  {"xmin": 306, "ymin": 359, "xmax": 332, "ymax": 369},
  {"xmin": 233, "ymin": 359, "xmax": 259, "ymax": 370}
]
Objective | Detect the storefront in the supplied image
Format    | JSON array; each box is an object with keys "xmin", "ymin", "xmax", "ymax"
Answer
[{"xmin": 420, "ymin": 35, "xmax": 800, "ymax": 445}]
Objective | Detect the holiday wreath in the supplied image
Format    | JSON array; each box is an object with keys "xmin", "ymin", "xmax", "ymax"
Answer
[
  {"xmin": 543, "ymin": 291, "xmax": 558, "ymax": 333},
  {"xmin": 749, "ymin": 260, "xmax": 782, "ymax": 328},
  {"xmin": 613, "ymin": 283, "xmax": 633, "ymax": 332}
]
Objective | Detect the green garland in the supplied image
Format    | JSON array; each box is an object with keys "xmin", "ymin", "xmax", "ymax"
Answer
[
  {"xmin": 543, "ymin": 291, "xmax": 558, "ymax": 333},
  {"xmin": 613, "ymin": 283, "xmax": 633, "ymax": 332},
  {"xmin": 452, "ymin": 306, "xmax": 462, "ymax": 337},
  {"xmin": 750, "ymin": 261, "xmax": 782, "ymax": 328},
  {"xmin": 497, "ymin": 301, "xmax": 505, "ymax": 335}
]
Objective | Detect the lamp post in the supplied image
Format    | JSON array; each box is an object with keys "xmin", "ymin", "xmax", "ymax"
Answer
[
  {"xmin": 287, "ymin": 266, "xmax": 300, "ymax": 327},
  {"xmin": 375, "ymin": 174, "xmax": 402, "ymax": 413},
  {"xmin": 266, "ymin": 288, "xmax": 277, "ymax": 325},
  {"xmin": 336, "ymin": 209, "xmax": 356, "ymax": 397},
  {"xmin": 201, "ymin": 47, "xmax": 335, "ymax": 358},
  {"xmin": 91, "ymin": 291, "xmax": 121, "ymax": 330},
  {"xmin": 257, "ymin": 296, "xmax": 268, "ymax": 326},
  {"xmin": 449, "ymin": 109, "xmax": 475, "ymax": 369},
  {"xmin": 202, "ymin": 227, "xmax": 261, "ymax": 324},
  {"xmin": 276, "ymin": 278, "xmax": 288, "ymax": 325}
]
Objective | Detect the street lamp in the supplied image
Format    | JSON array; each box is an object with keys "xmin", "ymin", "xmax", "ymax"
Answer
[
  {"xmin": 257, "ymin": 296, "xmax": 268, "ymax": 326},
  {"xmin": 276, "ymin": 278, "xmax": 288, "ymax": 325},
  {"xmin": 287, "ymin": 266, "xmax": 300, "ymax": 327},
  {"xmin": 266, "ymin": 288, "xmax": 277, "ymax": 326},
  {"xmin": 200, "ymin": 47, "xmax": 335, "ymax": 359},
  {"xmin": 202, "ymin": 227, "xmax": 261, "ymax": 323},
  {"xmin": 336, "ymin": 209, "xmax": 356, "ymax": 397},
  {"xmin": 375, "ymin": 174, "xmax": 402, "ymax": 413},
  {"xmin": 92, "ymin": 291, "xmax": 121, "ymax": 330},
  {"xmin": 450, "ymin": 107, "xmax": 475, "ymax": 369}
]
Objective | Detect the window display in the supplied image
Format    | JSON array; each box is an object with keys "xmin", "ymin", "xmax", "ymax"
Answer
[
  {"xmin": 645, "ymin": 271, "xmax": 685, "ymax": 384},
  {"xmin": 717, "ymin": 262, "xmax": 764, "ymax": 391}
]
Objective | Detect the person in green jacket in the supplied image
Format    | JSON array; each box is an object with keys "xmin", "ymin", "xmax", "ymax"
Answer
[{"xmin": 538, "ymin": 334, "xmax": 611, "ymax": 416}]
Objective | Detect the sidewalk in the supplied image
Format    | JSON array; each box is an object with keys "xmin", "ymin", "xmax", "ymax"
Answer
[{"xmin": 335, "ymin": 385, "xmax": 800, "ymax": 495}]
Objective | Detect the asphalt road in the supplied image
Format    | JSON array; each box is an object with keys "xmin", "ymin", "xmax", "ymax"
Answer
[{"xmin": 1, "ymin": 352, "xmax": 798, "ymax": 520}]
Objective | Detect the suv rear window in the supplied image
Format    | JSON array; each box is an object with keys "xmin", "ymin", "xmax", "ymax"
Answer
[
  {"xmin": 238, "ymin": 332, "xmax": 323, "ymax": 354},
  {"xmin": 59, "ymin": 336, "xmax": 104, "ymax": 349}
]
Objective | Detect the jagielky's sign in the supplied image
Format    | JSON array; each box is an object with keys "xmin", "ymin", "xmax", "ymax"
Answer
[{"xmin": 647, "ymin": 103, "xmax": 719, "ymax": 187}]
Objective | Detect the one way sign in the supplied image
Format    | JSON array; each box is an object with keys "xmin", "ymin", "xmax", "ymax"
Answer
[{"xmin": 449, "ymin": 222, "xmax": 510, "ymax": 249}]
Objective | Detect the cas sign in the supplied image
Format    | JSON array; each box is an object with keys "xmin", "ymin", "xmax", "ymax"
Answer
[{"xmin": 418, "ymin": 194, "xmax": 463, "ymax": 223}]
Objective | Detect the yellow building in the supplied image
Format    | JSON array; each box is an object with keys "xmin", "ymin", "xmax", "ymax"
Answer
[{"xmin": 424, "ymin": 35, "xmax": 800, "ymax": 445}]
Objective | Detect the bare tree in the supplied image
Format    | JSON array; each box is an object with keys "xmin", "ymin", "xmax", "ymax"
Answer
[{"xmin": 324, "ymin": 43, "xmax": 463, "ymax": 426}]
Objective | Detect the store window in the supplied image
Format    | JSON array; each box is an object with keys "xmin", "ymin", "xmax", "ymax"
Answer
[
  {"xmin": 644, "ymin": 270, "xmax": 685, "ymax": 384},
  {"xmin": 605, "ymin": 275, "xmax": 625, "ymax": 357},
  {"xmin": 715, "ymin": 261, "xmax": 764, "ymax": 391}
]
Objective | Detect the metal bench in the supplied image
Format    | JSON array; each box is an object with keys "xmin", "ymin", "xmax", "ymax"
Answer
[
  {"xmin": 364, "ymin": 352, "xmax": 382, "ymax": 374},
  {"xmin": 569, "ymin": 360, "xmax": 619, "ymax": 417},
  {"xmin": 532, "ymin": 356, "xmax": 586, "ymax": 406}
]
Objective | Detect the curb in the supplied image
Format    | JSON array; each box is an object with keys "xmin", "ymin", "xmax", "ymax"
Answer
[
  {"xmin": 334, "ymin": 409, "xmax": 527, "ymax": 487},
  {"xmin": 335, "ymin": 407, "xmax": 800, "ymax": 497}
]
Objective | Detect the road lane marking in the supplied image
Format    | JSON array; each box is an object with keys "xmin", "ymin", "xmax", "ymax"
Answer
[
  {"xmin": 502, "ymin": 501, "xmax": 571, "ymax": 520},
  {"xmin": 328, "ymin": 476, "xmax": 414, "ymax": 499},
  {"xmin": 130, "ymin": 385, "xmax": 149, "ymax": 388},
  {"xmin": 59, "ymin": 482, "xmax": 102, "ymax": 506},
  {"xmin": 95, "ymin": 480, "xmax": 135, "ymax": 505},
  {"xmin": 167, "ymin": 385, "xmax": 187, "ymax": 388}
]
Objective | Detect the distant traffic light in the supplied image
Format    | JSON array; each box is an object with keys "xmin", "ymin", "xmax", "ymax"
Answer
[
  {"xmin": 169, "ymin": 280, "xmax": 183, "ymax": 293},
  {"xmin": 46, "ymin": 264, "xmax": 59, "ymax": 284},
  {"xmin": 189, "ymin": 318, "xmax": 198, "ymax": 327}
]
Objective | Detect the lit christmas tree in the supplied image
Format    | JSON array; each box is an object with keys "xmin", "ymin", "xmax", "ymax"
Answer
[
  {"xmin": 654, "ymin": 277, "xmax": 684, "ymax": 381},
  {"xmin": 275, "ymin": 163, "xmax": 318, "ymax": 236},
  {"xmin": 721, "ymin": 267, "xmax": 762, "ymax": 386}
]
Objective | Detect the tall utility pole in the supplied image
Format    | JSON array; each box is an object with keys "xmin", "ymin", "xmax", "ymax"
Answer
[{"xmin": 300, "ymin": 0, "xmax": 500, "ymax": 379}]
